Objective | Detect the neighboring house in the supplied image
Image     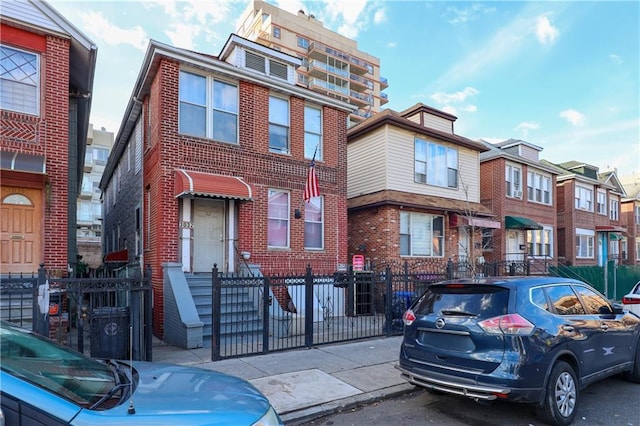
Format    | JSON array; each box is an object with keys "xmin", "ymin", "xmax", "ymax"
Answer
[
  {"xmin": 479, "ymin": 139, "xmax": 559, "ymax": 265},
  {"xmin": 620, "ymin": 173, "xmax": 640, "ymax": 265},
  {"xmin": 542, "ymin": 160, "xmax": 626, "ymax": 266},
  {"xmin": 100, "ymin": 34, "xmax": 352, "ymax": 337},
  {"xmin": 77, "ymin": 125, "xmax": 114, "ymax": 273},
  {"xmin": 0, "ymin": 0, "xmax": 96, "ymax": 275},
  {"xmin": 236, "ymin": 0, "xmax": 388, "ymax": 127},
  {"xmin": 346, "ymin": 103, "xmax": 497, "ymax": 269}
]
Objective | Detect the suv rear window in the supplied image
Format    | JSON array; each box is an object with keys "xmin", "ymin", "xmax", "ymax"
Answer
[{"xmin": 413, "ymin": 284, "xmax": 509, "ymax": 319}]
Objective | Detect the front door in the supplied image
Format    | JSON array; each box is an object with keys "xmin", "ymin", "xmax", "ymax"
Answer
[
  {"xmin": 506, "ymin": 230, "xmax": 524, "ymax": 261},
  {"xmin": 1, "ymin": 187, "xmax": 43, "ymax": 274},
  {"xmin": 193, "ymin": 199, "xmax": 225, "ymax": 272}
]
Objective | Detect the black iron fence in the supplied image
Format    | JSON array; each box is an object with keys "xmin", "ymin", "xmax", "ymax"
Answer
[
  {"xmin": 209, "ymin": 258, "xmax": 535, "ymax": 360},
  {"xmin": 0, "ymin": 264, "xmax": 153, "ymax": 361}
]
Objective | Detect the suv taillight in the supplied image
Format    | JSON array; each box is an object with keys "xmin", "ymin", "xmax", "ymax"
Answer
[
  {"xmin": 622, "ymin": 296, "xmax": 640, "ymax": 304},
  {"xmin": 403, "ymin": 309, "xmax": 416, "ymax": 326},
  {"xmin": 478, "ymin": 314, "xmax": 534, "ymax": 335}
]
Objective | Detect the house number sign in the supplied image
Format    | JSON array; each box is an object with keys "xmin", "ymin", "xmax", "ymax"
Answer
[{"xmin": 180, "ymin": 221, "xmax": 193, "ymax": 229}]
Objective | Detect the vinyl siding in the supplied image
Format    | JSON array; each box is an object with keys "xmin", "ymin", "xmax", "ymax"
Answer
[{"xmin": 347, "ymin": 126, "xmax": 388, "ymax": 198}]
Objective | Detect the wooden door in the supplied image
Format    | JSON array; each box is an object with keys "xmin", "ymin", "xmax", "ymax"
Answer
[{"xmin": 1, "ymin": 187, "xmax": 43, "ymax": 274}]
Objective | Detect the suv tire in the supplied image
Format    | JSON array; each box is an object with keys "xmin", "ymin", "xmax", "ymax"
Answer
[
  {"xmin": 536, "ymin": 361, "xmax": 578, "ymax": 426},
  {"xmin": 623, "ymin": 340, "xmax": 640, "ymax": 383}
]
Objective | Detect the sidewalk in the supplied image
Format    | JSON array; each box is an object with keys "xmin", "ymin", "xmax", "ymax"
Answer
[{"xmin": 152, "ymin": 336, "xmax": 413, "ymax": 424}]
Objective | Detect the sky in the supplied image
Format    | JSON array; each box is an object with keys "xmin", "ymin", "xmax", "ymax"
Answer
[{"xmin": 47, "ymin": 0, "xmax": 640, "ymax": 177}]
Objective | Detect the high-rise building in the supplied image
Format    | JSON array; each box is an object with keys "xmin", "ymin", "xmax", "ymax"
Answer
[
  {"xmin": 76, "ymin": 124, "xmax": 114, "ymax": 273},
  {"xmin": 237, "ymin": 0, "xmax": 388, "ymax": 127}
]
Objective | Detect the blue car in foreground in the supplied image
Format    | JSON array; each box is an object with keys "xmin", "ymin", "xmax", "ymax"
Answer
[
  {"xmin": 396, "ymin": 276, "xmax": 640, "ymax": 426},
  {"xmin": 0, "ymin": 321, "xmax": 282, "ymax": 425}
]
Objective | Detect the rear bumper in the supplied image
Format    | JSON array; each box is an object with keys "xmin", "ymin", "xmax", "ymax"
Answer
[{"xmin": 395, "ymin": 363, "xmax": 543, "ymax": 403}]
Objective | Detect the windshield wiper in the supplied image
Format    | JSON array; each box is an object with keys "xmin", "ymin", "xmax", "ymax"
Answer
[
  {"xmin": 440, "ymin": 309, "xmax": 477, "ymax": 317},
  {"xmin": 90, "ymin": 360, "xmax": 129, "ymax": 410}
]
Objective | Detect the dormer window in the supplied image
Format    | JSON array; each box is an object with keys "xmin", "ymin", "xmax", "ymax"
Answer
[
  {"xmin": 245, "ymin": 51, "xmax": 266, "ymax": 73},
  {"xmin": 244, "ymin": 51, "xmax": 288, "ymax": 81}
]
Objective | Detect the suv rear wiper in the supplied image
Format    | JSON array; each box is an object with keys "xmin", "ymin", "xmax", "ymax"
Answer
[{"xmin": 440, "ymin": 309, "xmax": 477, "ymax": 317}]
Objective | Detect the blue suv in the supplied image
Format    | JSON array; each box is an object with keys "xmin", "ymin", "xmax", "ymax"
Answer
[{"xmin": 397, "ymin": 277, "xmax": 640, "ymax": 426}]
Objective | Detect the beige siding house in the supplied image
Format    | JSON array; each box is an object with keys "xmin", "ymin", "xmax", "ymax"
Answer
[{"xmin": 347, "ymin": 103, "xmax": 498, "ymax": 269}]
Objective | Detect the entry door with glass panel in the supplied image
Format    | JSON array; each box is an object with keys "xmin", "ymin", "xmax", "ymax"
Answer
[{"xmin": 193, "ymin": 199, "xmax": 225, "ymax": 272}]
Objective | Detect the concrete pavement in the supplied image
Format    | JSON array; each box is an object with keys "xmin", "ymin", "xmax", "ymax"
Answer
[{"xmin": 151, "ymin": 336, "xmax": 413, "ymax": 424}]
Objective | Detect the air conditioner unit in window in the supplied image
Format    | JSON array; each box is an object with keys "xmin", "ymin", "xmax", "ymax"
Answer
[{"xmin": 515, "ymin": 190, "xmax": 523, "ymax": 198}]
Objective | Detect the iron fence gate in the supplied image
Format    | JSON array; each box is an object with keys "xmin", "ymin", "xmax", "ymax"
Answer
[{"xmin": 0, "ymin": 264, "xmax": 153, "ymax": 361}]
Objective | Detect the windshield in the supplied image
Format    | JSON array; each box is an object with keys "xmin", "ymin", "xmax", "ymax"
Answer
[{"xmin": 0, "ymin": 321, "xmax": 119, "ymax": 409}]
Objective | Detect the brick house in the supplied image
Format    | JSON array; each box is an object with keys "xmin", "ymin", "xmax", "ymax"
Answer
[
  {"xmin": 620, "ymin": 174, "xmax": 640, "ymax": 265},
  {"xmin": 346, "ymin": 104, "xmax": 498, "ymax": 270},
  {"xmin": 1, "ymin": 0, "xmax": 96, "ymax": 275},
  {"xmin": 100, "ymin": 35, "xmax": 352, "ymax": 337},
  {"xmin": 542, "ymin": 161, "xmax": 626, "ymax": 266},
  {"xmin": 479, "ymin": 139, "xmax": 559, "ymax": 265}
]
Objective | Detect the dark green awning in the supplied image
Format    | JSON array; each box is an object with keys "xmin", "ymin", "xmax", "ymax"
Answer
[{"xmin": 505, "ymin": 216, "xmax": 543, "ymax": 230}]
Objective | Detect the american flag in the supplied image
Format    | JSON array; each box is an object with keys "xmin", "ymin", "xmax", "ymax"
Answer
[{"xmin": 303, "ymin": 159, "xmax": 320, "ymax": 202}]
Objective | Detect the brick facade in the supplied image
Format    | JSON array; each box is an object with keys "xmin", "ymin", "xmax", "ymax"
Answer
[{"xmin": 1, "ymin": 24, "xmax": 71, "ymax": 274}]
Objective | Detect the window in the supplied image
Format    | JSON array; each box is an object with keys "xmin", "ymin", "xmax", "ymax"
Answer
[
  {"xmin": 505, "ymin": 164, "xmax": 522, "ymax": 198},
  {"xmin": 609, "ymin": 198, "xmax": 619, "ymax": 221},
  {"xmin": 81, "ymin": 175, "xmax": 92, "ymax": 193},
  {"xmin": 304, "ymin": 196, "xmax": 323, "ymax": 249},
  {"xmin": 636, "ymin": 205, "xmax": 640, "ymax": 225},
  {"xmin": 297, "ymin": 36, "xmax": 309, "ymax": 49},
  {"xmin": 414, "ymin": 138, "xmax": 458, "ymax": 188},
  {"xmin": 93, "ymin": 147, "xmax": 109, "ymax": 165},
  {"xmin": 273, "ymin": 27, "xmax": 281, "ymax": 39},
  {"xmin": 0, "ymin": 45, "xmax": 39, "ymax": 115},
  {"xmin": 304, "ymin": 105, "xmax": 322, "ymax": 160},
  {"xmin": 269, "ymin": 96, "xmax": 289, "ymax": 154},
  {"xmin": 573, "ymin": 286, "xmax": 612, "ymax": 315},
  {"xmin": 596, "ymin": 190, "xmax": 606, "ymax": 215},
  {"xmin": 400, "ymin": 212, "xmax": 444, "ymax": 257},
  {"xmin": 527, "ymin": 226, "xmax": 552, "ymax": 257},
  {"xmin": 575, "ymin": 229, "xmax": 594, "ymax": 258},
  {"xmin": 636, "ymin": 240, "xmax": 640, "ymax": 261},
  {"xmin": 179, "ymin": 70, "xmax": 238, "ymax": 143},
  {"xmin": 527, "ymin": 171, "xmax": 551, "ymax": 204},
  {"xmin": 575, "ymin": 185, "xmax": 593, "ymax": 211},
  {"xmin": 267, "ymin": 189, "xmax": 289, "ymax": 248},
  {"xmin": 78, "ymin": 201, "xmax": 92, "ymax": 221},
  {"xmin": 546, "ymin": 285, "xmax": 585, "ymax": 315},
  {"xmin": 482, "ymin": 228, "xmax": 493, "ymax": 251}
]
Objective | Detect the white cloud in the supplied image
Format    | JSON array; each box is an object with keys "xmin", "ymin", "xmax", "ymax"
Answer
[
  {"xmin": 387, "ymin": 41, "xmax": 397, "ymax": 48},
  {"xmin": 441, "ymin": 105, "xmax": 458, "ymax": 116},
  {"xmin": 165, "ymin": 22, "xmax": 202, "ymax": 50},
  {"xmin": 559, "ymin": 109, "xmax": 586, "ymax": 127},
  {"xmin": 535, "ymin": 15, "xmax": 559, "ymax": 45},
  {"xmin": 431, "ymin": 87, "xmax": 479, "ymax": 104},
  {"xmin": 373, "ymin": 9, "xmax": 386, "ymax": 24},
  {"xmin": 183, "ymin": 0, "xmax": 233, "ymax": 25},
  {"xmin": 514, "ymin": 121, "xmax": 540, "ymax": 138},
  {"xmin": 78, "ymin": 11, "xmax": 148, "ymax": 51},
  {"xmin": 609, "ymin": 54, "xmax": 623, "ymax": 64},
  {"xmin": 446, "ymin": 4, "xmax": 496, "ymax": 25}
]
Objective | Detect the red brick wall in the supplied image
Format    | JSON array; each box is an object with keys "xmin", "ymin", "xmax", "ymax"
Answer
[
  {"xmin": 0, "ymin": 25, "xmax": 70, "ymax": 273},
  {"xmin": 143, "ymin": 59, "xmax": 349, "ymax": 335}
]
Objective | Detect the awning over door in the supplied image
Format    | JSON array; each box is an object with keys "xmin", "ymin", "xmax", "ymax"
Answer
[
  {"xmin": 451, "ymin": 214, "xmax": 501, "ymax": 229},
  {"xmin": 175, "ymin": 169, "xmax": 253, "ymax": 200},
  {"xmin": 595, "ymin": 225, "xmax": 626, "ymax": 233},
  {"xmin": 505, "ymin": 216, "xmax": 543, "ymax": 230},
  {"xmin": 1, "ymin": 150, "xmax": 46, "ymax": 173}
]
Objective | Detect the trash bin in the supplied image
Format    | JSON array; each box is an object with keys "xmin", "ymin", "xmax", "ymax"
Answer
[{"xmin": 90, "ymin": 307, "xmax": 129, "ymax": 359}]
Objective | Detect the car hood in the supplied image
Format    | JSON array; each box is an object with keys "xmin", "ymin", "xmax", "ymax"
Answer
[{"xmin": 72, "ymin": 361, "xmax": 274, "ymax": 425}]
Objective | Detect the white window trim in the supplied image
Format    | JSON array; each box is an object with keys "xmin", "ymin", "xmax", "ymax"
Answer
[
  {"xmin": 267, "ymin": 189, "xmax": 290, "ymax": 249},
  {"xmin": 178, "ymin": 69, "xmax": 239, "ymax": 143},
  {"xmin": 527, "ymin": 170, "xmax": 552, "ymax": 205},
  {"xmin": 505, "ymin": 164, "xmax": 522, "ymax": 199},
  {"xmin": 304, "ymin": 196, "xmax": 324, "ymax": 250},
  {"xmin": 574, "ymin": 185, "xmax": 594, "ymax": 212},
  {"xmin": 414, "ymin": 138, "xmax": 458, "ymax": 189},
  {"xmin": 527, "ymin": 225, "xmax": 553, "ymax": 257},
  {"xmin": 269, "ymin": 95, "xmax": 290, "ymax": 154},
  {"xmin": 304, "ymin": 104, "xmax": 322, "ymax": 161},
  {"xmin": 596, "ymin": 190, "xmax": 607, "ymax": 215},
  {"xmin": 575, "ymin": 228, "xmax": 595, "ymax": 258},
  {"xmin": 400, "ymin": 211, "xmax": 445, "ymax": 258},
  {"xmin": 0, "ymin": 44, "xmax": 40, "ymax": 116},
  {"xmin": 609, "ymin": 198, "xmax": 619, "ymax": 221}
]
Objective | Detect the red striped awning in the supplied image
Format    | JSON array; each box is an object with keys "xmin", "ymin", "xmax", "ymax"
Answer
[{"xmin": 174, "ymin": 169, "xmax": 253, "ymax": 200}]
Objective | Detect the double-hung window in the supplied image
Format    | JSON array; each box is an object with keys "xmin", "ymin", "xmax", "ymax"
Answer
[
  {"xmin": 267, "ymin": 189, "xmax": 289, "ymax": 248},
  {"xmin": 527, "ymin": 226, "xmax": 553, "ymax": 257},
  {"xmin": 304, "ymin": 105, "xmax": 322, "ymax": 160},
  {"xmin": 575, "ymin": 228, "xmax": 594, "ymax": 258},
  {"xmin": 178, "ymin": 70, "xmax": 238, "ymax": 143},
  {"xmin": 400, "ymin": 212, "xmax": 444, "ymax": 257},
  {"xmin": 297, "ymin": 36, "xmax": 309, "ymax": 49},
  {"xmin": 609, "ymin": 198, "xmax": 619, "ymax": 221},
  {"xmin": 527, "ymin": 171, "xmax": 551, "ymax": 204},
  {"xmin": 414, "ymin": 138, "xmax": 458, "ymax": 188},
  {"xmin": 269, "ymin": 96, "xmax": 289, "ymax": 154},
  {"xmin": 1, "ymin": 45, "xmax": 39, "ymax": 115},
  {"xmin": 596, "ymin": 190, "xmax": 607, "ymax": 215},
  {"xmin": 505, "ymin": 164, "xmax": 522, "ymax": 198},
  {"xmin": 636, "ymin": 206, "xmax": 640, "ymax": 225},
  {"xmin": 575, "ymin": 185, "xmax": 593, "ymax": 211},
  {"xmin": 304, "ymin": 196, "xmax": 323, "ymax": 249}
]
